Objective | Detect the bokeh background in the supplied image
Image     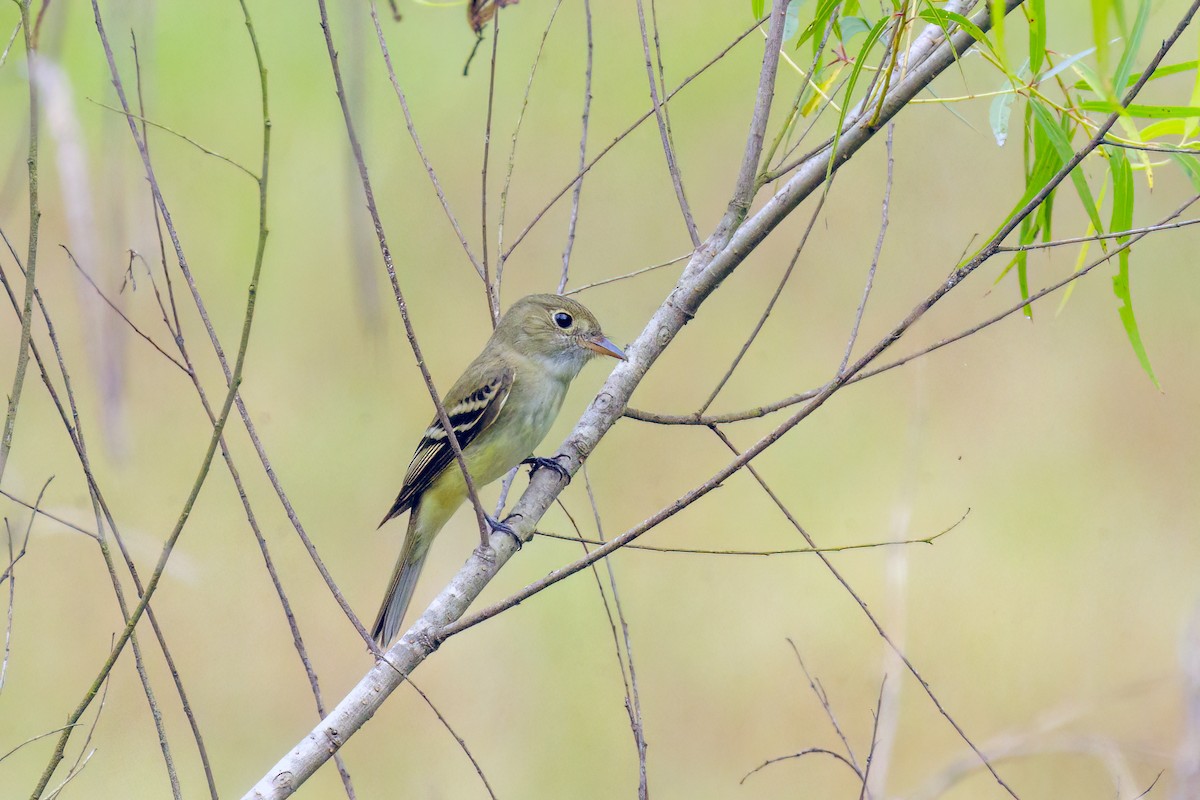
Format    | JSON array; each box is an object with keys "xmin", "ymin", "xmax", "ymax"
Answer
[{"xmin": 1, "ymin": 1, "xmax": 1198, "ymax": 798}]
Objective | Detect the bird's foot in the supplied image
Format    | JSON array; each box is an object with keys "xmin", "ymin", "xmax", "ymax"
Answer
[
  {"xmin": 521, "ymin": 455, "xmax": 571, "ymax": 482},
  {"xmin": 485, "ymin": 513, "xmax": 523, "ymax": 550}
]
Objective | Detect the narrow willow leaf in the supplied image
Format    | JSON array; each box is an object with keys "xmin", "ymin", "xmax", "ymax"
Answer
[
  {"xmin": 1029, "ymin": 100, "xmax": 1106, "ymax": 237},
  {"xmin": 1091, "ymin": 0, "xmax": 1109, "ymax": 71},
  {"xmin": 1080, "ymin": 101, "xmax": 1200, "ymax": 118},
  {"xmin": 1189, "ymin": 34, "xmax": 1200, "ymax": 138},
  {"xmin": 918, "ymin": 8, "xmax": 999, "ymax": 62},
  {"xmin": 1169, "ymin": 152, "xmax": 1200, "ymax": 191},
  {"xmin": 782, "ymin": 0, "xmax": 803, "ymax": 41},
  {"xmin": 796, "ymin": 0, "xmax": 840, "ymax": 52},
  {"xmin": 1039, "ymin": 47, "xmax": 1097, "ymax": 83},
  {"xmin": 1113, "ymin": 0, "xmax": 1150, "ymax": 92},
  {"xmin": 1028, "ymin": 0, "xmax": 1046, "ymax": 74},
  {"xmin": 986, "ymin": 101, "xmax": 1064, "ymax": 270},
  {"xmin": 990, "ymin": 88, "xmax": 1018, "ymax": 146},
  {"xmin": 1071, "ymin": 60, "xmax": 1154, "ymax": 185},
  {"xmin": 837, "ymin": 15, "xmax": 870, "ymax": 40},
  {"xmin": 1107, "ymin": 146, "xmax": 1160, "ymax": 389},
  {"xmin": 1072, "ymin": 60, "xmax": 1200, "ymax": 91},
  {"xmin": 801, "ymin": 62, "xmax": 843, "ymax": 116},
  {"xmin": 992, "ymin": 0, "xmax": 1007, "ymax": 70},
  {"xmin": 1139, "ymin": 119, "xmax": 1188, "ymax": 139},
  {"xmin": 1017, "ymin": 217, "xmax": 1034, "ymax": 317},
  {"xmin": 753, "ymin": 0, "xmax": 766, "ymax": 21}
]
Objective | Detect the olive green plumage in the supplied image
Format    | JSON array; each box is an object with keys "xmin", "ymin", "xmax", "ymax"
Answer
[{"xmin": 372, "ymin": 294, "xmax": 625, "ymax": 646}]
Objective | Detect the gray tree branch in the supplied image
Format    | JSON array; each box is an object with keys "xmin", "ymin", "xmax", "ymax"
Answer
[{"xmin": 241, "ymin": 4, "xmax": 1021, "ymax": 798}]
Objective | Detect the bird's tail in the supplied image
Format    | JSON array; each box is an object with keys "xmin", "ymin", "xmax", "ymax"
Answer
[{"xmin": 372, "ymin": 515, "xmax": 430, "ymax": 647}]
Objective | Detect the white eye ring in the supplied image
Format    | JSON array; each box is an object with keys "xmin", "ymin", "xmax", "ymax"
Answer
[{"xmin": 553, "ymin": 311, "xmax": 573, "ymax": 329}]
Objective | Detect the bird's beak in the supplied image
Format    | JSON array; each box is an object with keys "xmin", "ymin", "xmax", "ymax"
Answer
[{"xmin": 582, "ymin": 334, "xmax": 627, "ymax": 361}]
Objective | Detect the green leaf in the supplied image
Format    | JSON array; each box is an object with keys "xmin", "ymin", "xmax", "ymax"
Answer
[
  {"xmin": 986, "ymin": 102, "xmax": 1065, "ymax": 268},
  {"xmin": 992, "ymin": 0, "xmax": 1007, "ymax": 70},
  {"xmin": 1080, "ymin": 101, "xmax": 1200, "ymax": 118},
  {"xmin": 1029, "ymin": 100, "xmax": 1106, "ymax": 237},
  {"xmin": 1028, "ymin": 0, "xmax": 1046, "ymax": 74},
  {"xmin": 1072, "ymin": 60, "xmax": 1199, "ymax": 91},
  {"xmin": 1039, "ymin": 47, "xmax": 1097, "ymax": 83},
  {"xmin": 1091, "ymin": 0, "xmax": 1109, "ymax": 71},
  {"xmin": 796, "ymin": 0, "xmax": 840, "ymax": 53},
  {"xmin": 1107, "ymin": 146, "xmax": 1160, "ymax": 389},
  {"xmin": 836, "ymin": 15, "xmax": 870, "ymax": 41},
  {"xmin": 990, "ymin": 88, "xmax": 1018, "ymax": 146},
  {"xmin": 1113, "ymin": 0, "xmax": 1150, "ymax": 94},
  {"xmin": 752, "ymin": 0, "xmax": 766, "ymax": 20},
  {"xmin": 1138, "ymin": 119, "xmax": 1189, "ymax": 140},
  {"xmin": 918, "ymin": 8, "xmax": 998, "ymax": 61},
  {"xmin": 782, "ymin": 0, "xmax": 803, "ymax": 41},
  {"xmin": 1169, "ymin": 152, "xmax": 1200, "ymax": 192},
  {"xmin": 989, "ymin": 61, "xmax": 1030, "ymax": 147}
]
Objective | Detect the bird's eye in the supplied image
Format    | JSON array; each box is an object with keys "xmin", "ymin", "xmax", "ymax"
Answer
[{"xmin": 553, "ymin": 311, "xmax": 573, "ymax": 329}]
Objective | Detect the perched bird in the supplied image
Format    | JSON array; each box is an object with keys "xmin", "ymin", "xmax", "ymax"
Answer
[{"xmin": 372, "ymin": 294, "xmax": 626, "ymax": 646}]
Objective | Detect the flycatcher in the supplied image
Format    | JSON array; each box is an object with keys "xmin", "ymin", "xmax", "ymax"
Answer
[{"xmin": 372, "ymin": 294, "xmax": 626, "ymax": 646}]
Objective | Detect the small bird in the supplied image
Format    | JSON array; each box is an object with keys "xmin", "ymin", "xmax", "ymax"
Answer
[{"xmin": 372, "ymin": 294, "xmax": 626, "ymax": 646}]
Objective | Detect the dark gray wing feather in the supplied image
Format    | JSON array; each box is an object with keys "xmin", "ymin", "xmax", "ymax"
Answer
[{"xmin": 379, "ymin": 369, "xmax": 513, "ymax": 526}]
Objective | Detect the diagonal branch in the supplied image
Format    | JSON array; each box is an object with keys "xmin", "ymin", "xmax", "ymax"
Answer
[{"xmin": 240, "ymin": 5, "xmax": 1026, "ymax": 797}]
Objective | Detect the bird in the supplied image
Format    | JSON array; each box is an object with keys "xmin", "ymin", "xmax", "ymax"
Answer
[{"xmin": 372, "ymin": 293, "xmax": 626, "ymax": 646}]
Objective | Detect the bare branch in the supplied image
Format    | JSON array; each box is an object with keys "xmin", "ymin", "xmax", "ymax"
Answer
[
  {"xmin": 0, "ymin": 0, "xmax": 42, "ymax": 487},
  {"xmin": 840, "ymin": 123, "xmax": 893, "ymax": 375},
  {"xmin": 635, "ymin": 0, "xmax": 700, "ymax": 246},
  {"xmin": 502, "ymin": 16, "xmax": 765, "ymax": 263},
  {"xmin": 559, "ymin": 0, "xmax": 593, "ymax": 294},
  {"xmin": 368, "ymin": 0, "xmax": 485, "ymax": 282}
]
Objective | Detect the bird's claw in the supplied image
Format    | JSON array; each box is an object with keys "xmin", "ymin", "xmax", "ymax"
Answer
[
  {"xmin": 485, "ymin": 514, "xmax": 522, "ymax": 550},
  {"xmin": 521, "ymin": 455, "xmax": 571, "ymax": 482}
]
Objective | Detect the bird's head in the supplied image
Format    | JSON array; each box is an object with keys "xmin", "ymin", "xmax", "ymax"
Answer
[{"xmin": 496, "ymin": 293, "xmax": 626, "ymax": 378}]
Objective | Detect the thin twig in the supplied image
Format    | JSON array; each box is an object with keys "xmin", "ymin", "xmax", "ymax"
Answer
[
  {"xmin": 84, "ymin": 99, "xmax": 258, "ymax": 179},
  {"xmin": 376, "ymin": 662, "xmax": 499, "ymax": 800},
  {"xmin": 0, "ymin": 479, "xmax": 47, "ymax": 692},
  {"xmin": 995, "ymin": 216, "xmax": 1200, "ymax": 251},
  {"xmin": 857, "ymin": 678, "xmax": 887, "ymax": 800},
  {"xmin": 61, "ymin": 246, "xmax": 189, "ymax": 373},
  {"xmin": 0, "ymin": 0, "xmax": 42, "ymax": 487},
  {"xmin": 741, "ymin": 748, "xmax": 862, "ymax": 784},
  {"xmin": 709, "ymin": 425, "xmax": 1017, "ymax": 798},
  {"xmin": 0, "ymin": 21, "xmax": 21, "ymax": 69},
  {"xmin": 0, "ymin": 488, "xmax": 96, "ymax": 540},
  {"xmin": 695, "ymin": 179, "xmax": 833, "ymax": 416},
  {"xmin": 562, "ymin": 253, "xmax": 689, "ymax": 296},
  {"xmin": 533, "ymin": 515, "xmax": 960, "ymax": 555},
  {"xmin": 635, "ymin": 0, "xmax": 700, "ymax": 246},
  {"xmin": 625, "ymin": 198, "xmax": 1200, "ymax": 427},
  {"xmin": 496, "ymin": 0, "xmax": 564, "ymax": 298},
  {"xmin": 559, "ymin": 0, "xmax": 592, "ymax": 294},
  {"xmin": 584, "ymin": 466, "xmax": 648, "ymax": 798},
  {"xmin": 368, "ymin": 1, "xmax": 484, "ymax": 282},
  {"xmin": 786, "ymin": 639, "xmax": 861, "ymax": 773},
  {"xmin": 481, "ymin": 8, "xmax": 501, "ymax": 321},
  {"xmin": 502, "ymin": 16, "xmax": 765, "ymax": 263},
  {"xmin": 840, "ymin": 123, "xmax": 894, "ymax": 375}
]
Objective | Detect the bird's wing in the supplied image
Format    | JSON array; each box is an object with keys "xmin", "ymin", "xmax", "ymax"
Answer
[{"xmin": 380, "ymin": 365, "xmax": 515, "ymax": 525}]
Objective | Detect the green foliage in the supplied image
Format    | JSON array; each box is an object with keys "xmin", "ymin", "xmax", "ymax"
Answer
[{"xmin": 755, "ymin": 0, "xmax": 1199, "ymax": 386}]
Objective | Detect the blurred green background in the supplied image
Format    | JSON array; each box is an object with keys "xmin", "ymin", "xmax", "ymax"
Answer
[{"xmin": 1, "ymin": 0, "xmax": 1198, "ymax": 797}]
